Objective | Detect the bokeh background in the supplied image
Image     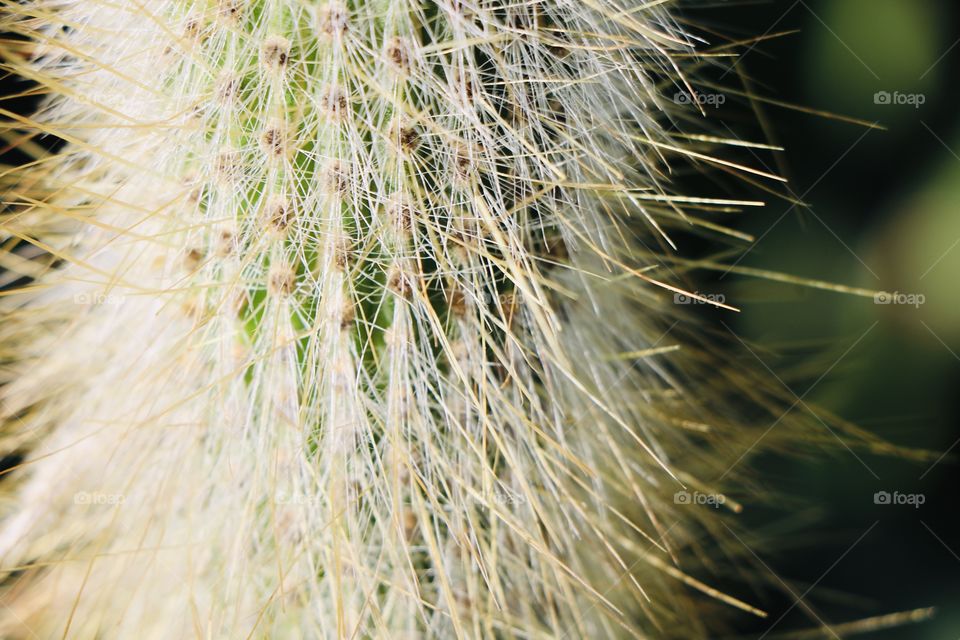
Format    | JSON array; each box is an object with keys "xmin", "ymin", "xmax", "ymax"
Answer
[
  {"xmin": 2, "ymin": 1, "xmax": 958, "ymax": 637},
  {"xmin": 685, "ymin": 0, "xmax": 960, "ymax": 637}
]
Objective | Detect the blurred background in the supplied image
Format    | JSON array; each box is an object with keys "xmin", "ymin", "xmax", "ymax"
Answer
[
  {"xmin": 2, "ymin": 1, "xmax": 958, "ymax": 637},
  {"xmin": 685, "ymin": 0, "xmax": 960, "ymax": 637}
]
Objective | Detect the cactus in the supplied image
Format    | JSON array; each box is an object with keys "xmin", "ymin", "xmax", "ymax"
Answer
[{"xmin": 0, "ymin": 1, "xmax": 837, "ymax": 638}]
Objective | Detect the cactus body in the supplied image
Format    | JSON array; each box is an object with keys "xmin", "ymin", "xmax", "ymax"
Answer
[{"xmin": 1, "ymin": 1, "xmax": 793, "ymax": 637}]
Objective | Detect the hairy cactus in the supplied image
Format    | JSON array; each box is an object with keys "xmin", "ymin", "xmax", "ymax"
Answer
[{"xmin": 0, "ymin": 1, "xmax": 840, "ymax": 637}]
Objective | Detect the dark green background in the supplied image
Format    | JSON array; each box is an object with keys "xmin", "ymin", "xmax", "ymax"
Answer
[{"xmin": 685, "ymin": 1, "xmax": 960, "ymax": 637}]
